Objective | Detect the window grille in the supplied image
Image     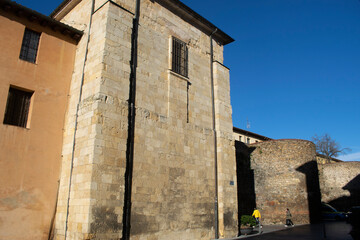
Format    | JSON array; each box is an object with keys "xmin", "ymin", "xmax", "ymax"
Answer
[
  {"xmin": 172, "ymin": 37, "xmax": 188, "ymax": 77},
  {"xmin": 3, "ymin": 87, "xmax": 33, "ymax": 128},
  {"xmin": 19, "ymin": 28, "xmax": 40, "ymax": 63}
]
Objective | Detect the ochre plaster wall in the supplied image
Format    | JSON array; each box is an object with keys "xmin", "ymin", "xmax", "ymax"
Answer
[{"xmin": 0, "ymin": 12, "xmax": 77, "ymax": 240}]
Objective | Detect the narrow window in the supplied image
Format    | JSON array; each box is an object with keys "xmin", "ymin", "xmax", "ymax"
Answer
[
  {"xmin": 19, "ymin": 28, "xmax": 41, "ymax": 63},
  {"xmin": 3, "ymin": 87, "xmax": 33, "ymax": 128},
  {"xmin": 186, "ymin": 81, "xmax": 191, "ymax": 123},
  {"xmin": 247, "ymin": 138, "xmax": 250, "ymax": 144},
  {"xmin": 239, "ymin": 136, "xmax": 242, "ymax": 141},
  {"xmin": 172, "ymin": 37, "xmax": 188, "ymax": 77}
]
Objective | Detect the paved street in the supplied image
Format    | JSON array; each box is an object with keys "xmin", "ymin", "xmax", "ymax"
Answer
[{"xmin": 222, "ymin": 221, "xmax": 354, "ymax": 240}]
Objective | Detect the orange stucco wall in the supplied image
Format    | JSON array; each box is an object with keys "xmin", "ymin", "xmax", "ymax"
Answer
[{"xmin": 0, "ymin": 11, "xmax": 78, "ymax": 240}]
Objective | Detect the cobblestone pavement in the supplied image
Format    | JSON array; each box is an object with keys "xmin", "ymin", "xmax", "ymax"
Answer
[{"xmin": 221, "ymin": 221, "xmax": 354, "ymax": 240}]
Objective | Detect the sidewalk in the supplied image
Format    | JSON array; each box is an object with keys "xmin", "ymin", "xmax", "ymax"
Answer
[{"xmin": 221, "ymin": 221, "xmax": 353, "ymax": 240}]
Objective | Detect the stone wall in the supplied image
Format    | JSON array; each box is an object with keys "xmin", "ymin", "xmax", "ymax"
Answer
[
  {"xmin": 249, "ymin": 140, "xmax": 319, "ymax": 225},
  {"xmin": 54, "ymin": 1, "xmax": 112, "ymax": 239},
  {"xmin": 319, "ymin": 161, "xmax": 360, "ymax": 211},
  {"xmin": 316, "ymin": 155, "xmax": 342, "ymax": 165},
  {"xmin": 54, "ymin": 0, "xmax": 237, "ymax": 239}
]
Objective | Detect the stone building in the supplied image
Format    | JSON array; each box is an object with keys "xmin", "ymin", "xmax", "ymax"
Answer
[
  {"xmin": 0, "ymin": 1, "xmax": 81, "ymax": 239},
  {"xmin": 50, "ymin": 0, "xmax": 237, "ymax": 239}
]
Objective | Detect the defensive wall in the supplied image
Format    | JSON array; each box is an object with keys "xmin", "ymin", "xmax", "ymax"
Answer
[
  {"xmin": 319, "ymin": 161, "xmax": 360, "ymax": 211},
  {"xmin": 248, "ymin": 139, "xmax": 320, "ymax": 225}
]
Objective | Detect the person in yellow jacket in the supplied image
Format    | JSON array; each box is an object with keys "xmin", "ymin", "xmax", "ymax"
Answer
[{"xmin": 252, "ymin": 208, "xmax": 262, "ymax": 228}]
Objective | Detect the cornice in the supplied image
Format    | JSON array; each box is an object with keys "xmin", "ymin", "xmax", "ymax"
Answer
[{"xmin": 0, "ymin": 0, "xmax": 83, "ymax": 42}]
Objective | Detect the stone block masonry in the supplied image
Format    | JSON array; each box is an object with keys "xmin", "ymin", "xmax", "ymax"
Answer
[
  {"xmin": 54, "ymin": 1, "xmax": 131, "ymax": 239},
  {"xmin": 319, "ymin": 161, "xmax": 360, "ymax": 211},
  {"xmin": 54, "ymin": 0, "xmax": 237, "ymax": 239}
]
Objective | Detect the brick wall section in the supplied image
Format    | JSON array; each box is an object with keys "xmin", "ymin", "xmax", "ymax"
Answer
[
  {"xmin": 54, "ymin": 0, "xmax": 237, "ymax": 239},
  {"xmin": 319, "ymin": 161, "xmax": 360, "ymax": 211},
  {"xmin": 250, "ymin": 140, "xmax": 317, "ymax": 225}
]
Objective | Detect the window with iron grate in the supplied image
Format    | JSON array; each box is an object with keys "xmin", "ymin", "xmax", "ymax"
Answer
[
  {"xmin": 3, "ymin": 87, "xmax": 33, "ymax": 128},
  {"xmin": 171, "ymin": 37, "xmax": 188, "ymax": 77},
  {"xmin": 19, "ymin": 28, "xmax": 41, "ymax": 63}
]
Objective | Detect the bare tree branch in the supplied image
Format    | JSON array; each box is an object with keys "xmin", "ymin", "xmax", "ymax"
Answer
[{"xmin": 312, "ymin": 133, "xmax": 351, "ymax": 163}]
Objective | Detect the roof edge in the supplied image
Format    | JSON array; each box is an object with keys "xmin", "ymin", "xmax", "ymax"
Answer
[
  {"xmin": 50, "ymin": 0, "xmax": 234, "ymax": 45},
  {"xmin": 233, "ymin": 127, "xmax": 272, "ymax": 141},
  {"xmin": 50, "ymin": 0, "xmax": 81, "ymax": 20},
  {"xmin": 155, "ymin": 0, "xmax": 234, "ymax": 45},
  {"xmin": 1, "ymin": 0, "xmax": 83, "ymax": 42}
]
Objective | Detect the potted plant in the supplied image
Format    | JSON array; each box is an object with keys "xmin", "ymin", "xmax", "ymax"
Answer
[{"xmin": 240, "ymin": 215, "xmax": 256, "ymax": 235}]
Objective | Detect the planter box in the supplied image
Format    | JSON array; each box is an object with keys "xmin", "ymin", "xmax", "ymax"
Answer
[{"xmin": 240, "ymin": 227, "xmax": 253, "ymax": 235}]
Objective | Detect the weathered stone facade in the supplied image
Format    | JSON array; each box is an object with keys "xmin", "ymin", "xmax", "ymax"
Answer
[
  {"xmin": 52, "ymin": 0, "xmax": 237, "ymax": 239},
  {"xmin": 319, "ymin": 161, "xmax": 360, "ymax": 211},
  {"xmin": 249, "ymin": 140, "xmax": 320, "ymax": 225}
]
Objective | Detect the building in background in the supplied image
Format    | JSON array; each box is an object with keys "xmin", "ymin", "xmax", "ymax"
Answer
[
  {"xmin": 233, "ymin": 126, "xmax": 272, "ymax": 144},
  {"xmin": 0, "ymin": 1, "xmax": 82, "ymax": 239}
]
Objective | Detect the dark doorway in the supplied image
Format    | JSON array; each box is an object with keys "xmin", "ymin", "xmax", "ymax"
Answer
[{"xmin": 235, "ymin": 141, "xmax": 256, "ymax": 234}]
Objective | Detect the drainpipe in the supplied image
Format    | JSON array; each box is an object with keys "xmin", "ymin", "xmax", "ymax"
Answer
[
  {"xmin": 122, "ymin": 0, "xmax": 141, "ymax": 239},
  {"xmin": 64, "ymin": 0, "xmax": 95, "ymax": 239},
  {"xmin": 210, "ymin": 28, "xmax": 219, "ymax": 239},
  {"xmin": 47, "ymin": 180, "xmax": 60, "ymax": 240}
]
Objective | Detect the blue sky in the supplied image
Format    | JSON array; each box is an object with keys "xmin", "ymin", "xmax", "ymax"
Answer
[{"xmin": 17, "ymin": 0, "xmax": 360, "ymax": 161}]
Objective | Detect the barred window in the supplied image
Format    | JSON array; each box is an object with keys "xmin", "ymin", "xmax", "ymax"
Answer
[
  {"xmin": 3, "ymin": 87, "xmax": 33, "ymax": 128},
  {"xmin": 172, "ymin": 37, "xmax": 188, "ymax": 77},
  {"xmin": 19, "ymin": 28, "xmax": 40, "ymax": 63}
]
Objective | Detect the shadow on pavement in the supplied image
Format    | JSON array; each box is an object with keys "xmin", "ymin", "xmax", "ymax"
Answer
[{"xmin": 220, "ymin": 221, "xmax": 354, "ymax": 240}]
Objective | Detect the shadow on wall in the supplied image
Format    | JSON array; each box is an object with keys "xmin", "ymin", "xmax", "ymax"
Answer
[
  {"xmin": 329, "ymin": 174, "xmax": 360, "ymax": 211},
  {"xmin": 235, "ymin": 141, "xmax": 256, "ymax": 235},
  {"xmin": 296, "ymin": 161, "xmax": 322, "ymax": 223}
]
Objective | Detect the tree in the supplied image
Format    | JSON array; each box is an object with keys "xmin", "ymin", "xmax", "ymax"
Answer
[{"xmin": 312, "ymin": 134, "xmax": 351, "ymax": 163}]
